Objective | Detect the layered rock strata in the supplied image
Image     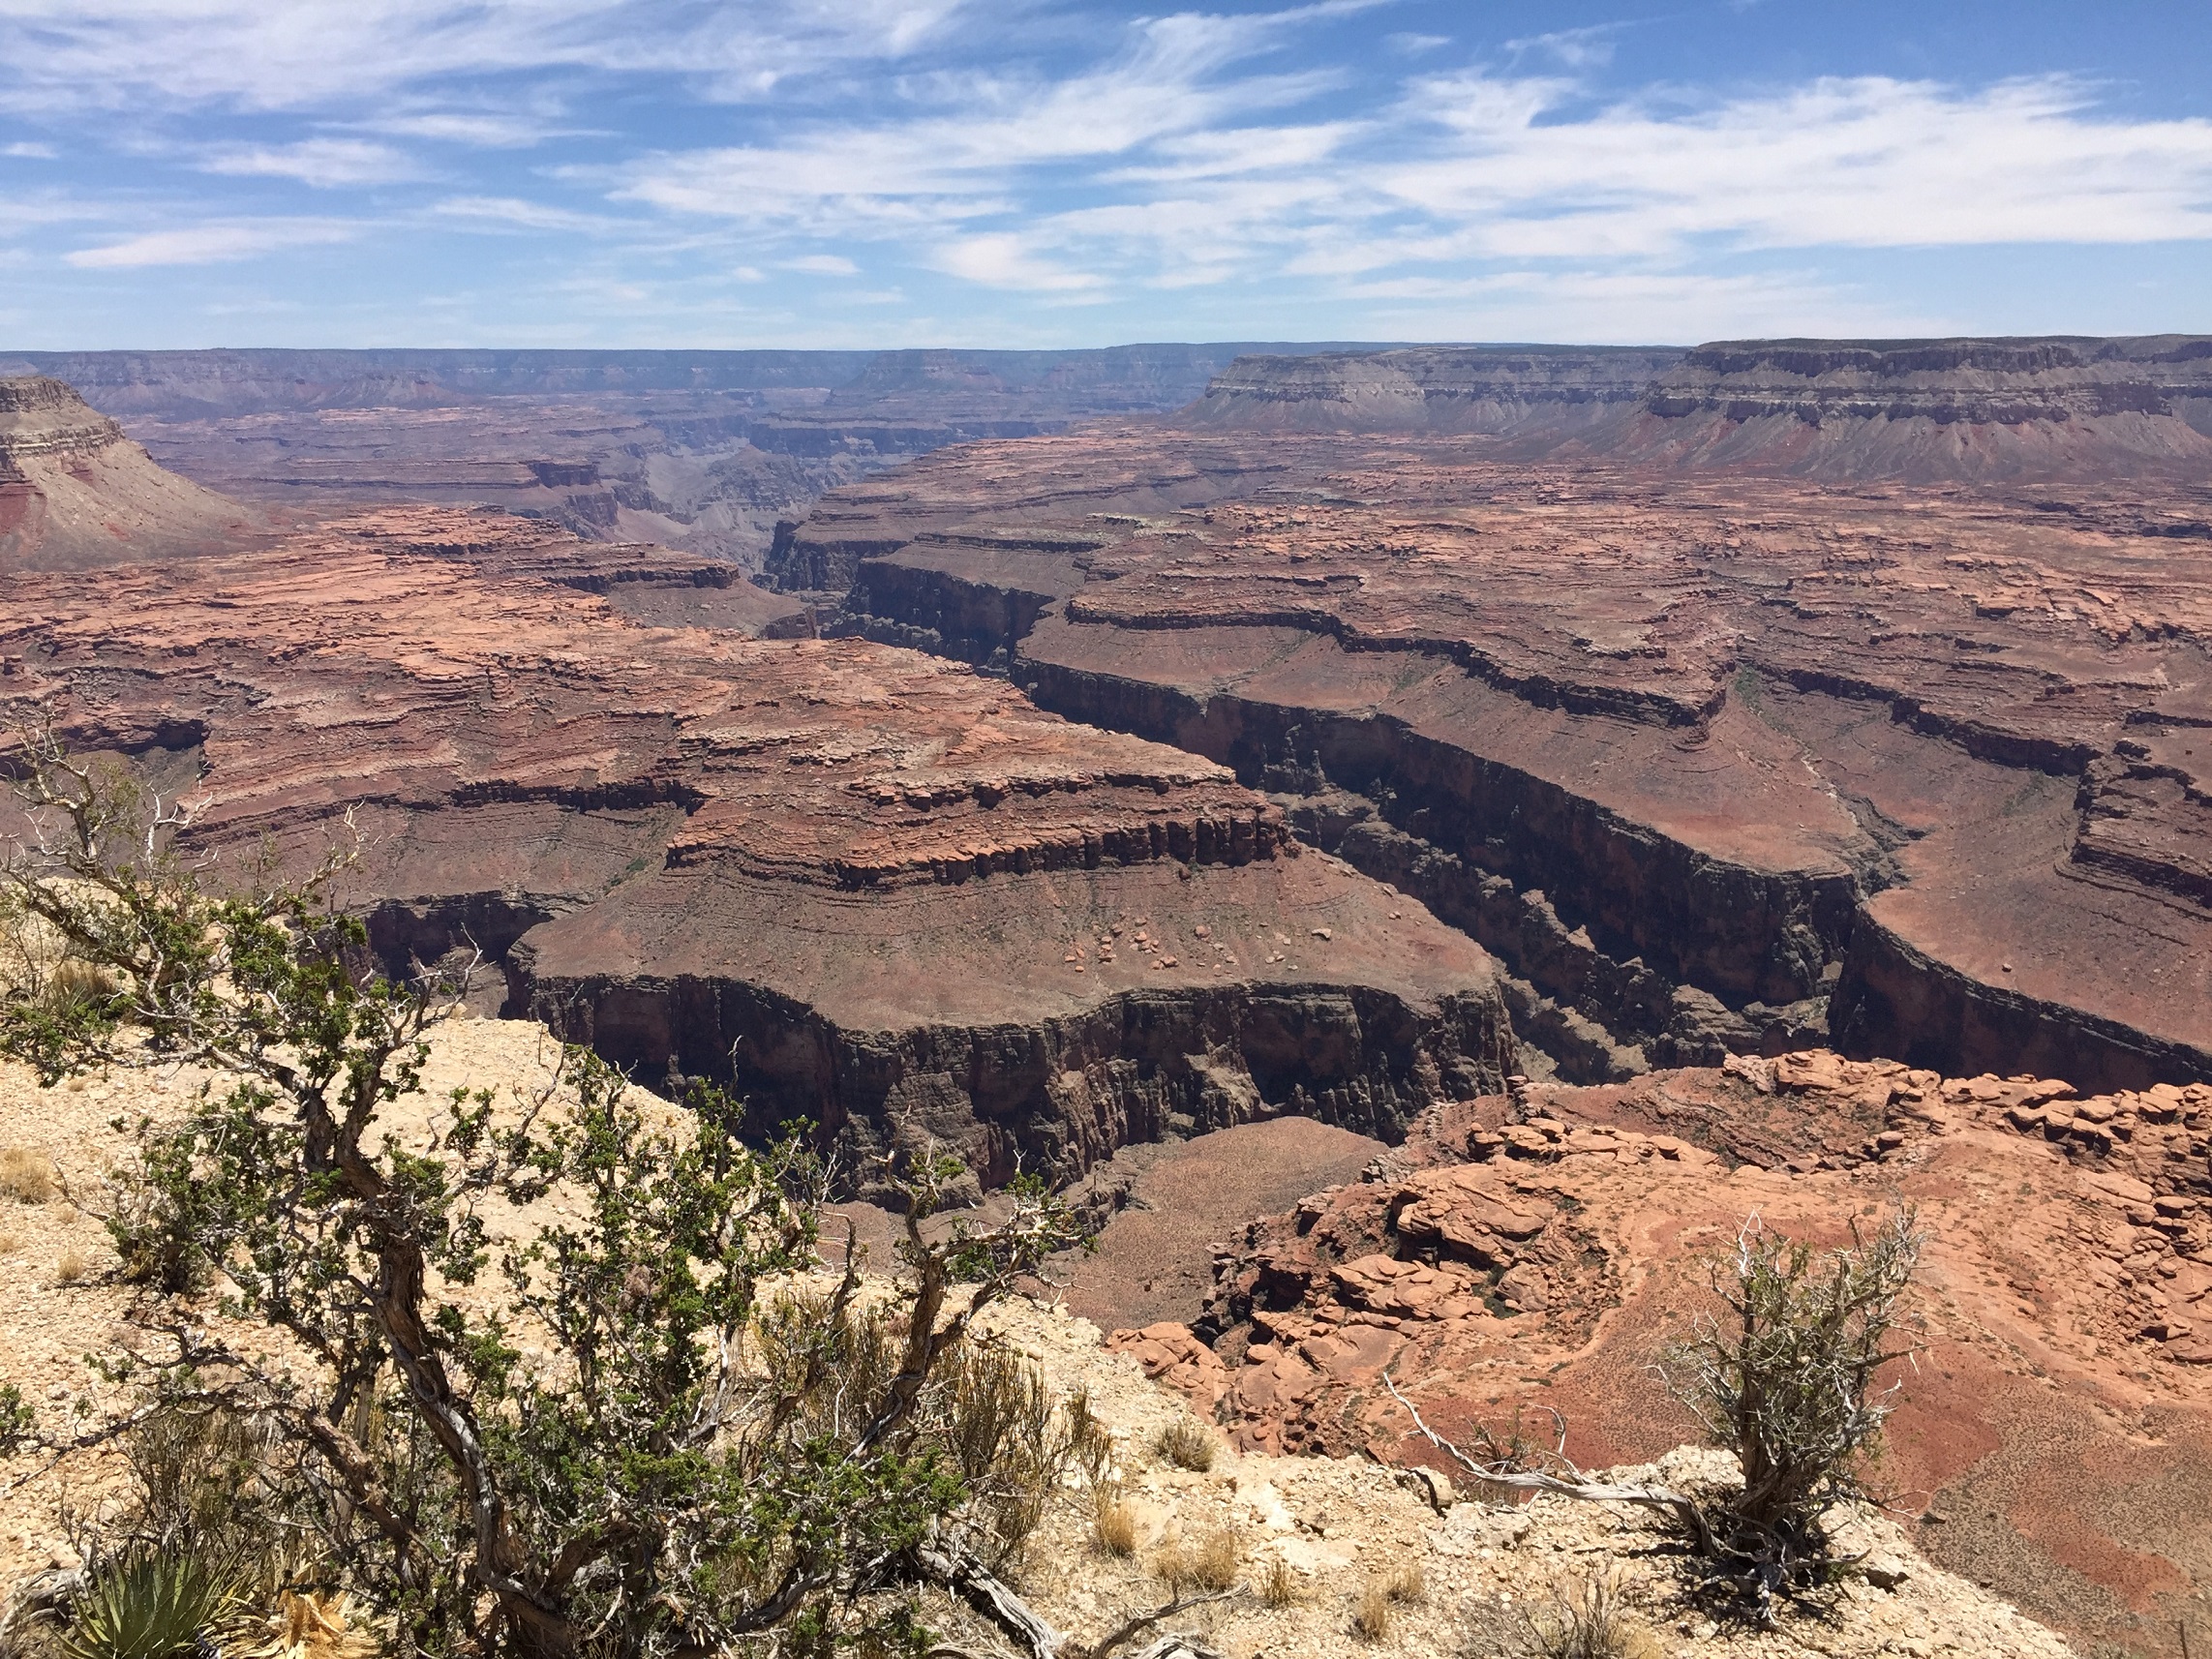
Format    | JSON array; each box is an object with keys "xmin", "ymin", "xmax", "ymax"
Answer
[
  {"xmin": 0, "ymin": 377, "xmax": 258, "ymax": 569},
  {"xmin": 1110, "ymin": 1051, "xmax": 2212, "ymax": 1658},
  {"xmin": 0, "ymin": 507, "xmax": 1509, "ymax": 1187},
  {"xmin": 1176, "ymin": 345, "xmax": 1684, "ymax": 435},
  {"xmin": 787, "ymin": 428, "xmax": 2212, "ymax": 1091},
  {"xmin": 1180, "ymin": 335, "xmax": 2212, "ymax": 480},
  {"xmin": 1610, "ymin": 335, "xmax": 2212, "ymax": 479}
]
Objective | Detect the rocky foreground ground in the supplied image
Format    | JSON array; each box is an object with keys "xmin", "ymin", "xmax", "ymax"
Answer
[
  {"xmin": 1097, "ymin": 1051, "xmax": 2212, "ymax": 1657},
  {"xmin": 0, "ymin": 1019, "xmax": 2080, "ymax": 1658}
]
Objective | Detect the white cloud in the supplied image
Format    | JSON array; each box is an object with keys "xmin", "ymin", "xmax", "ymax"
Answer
[
  {"xmin": 430, "ymin": 194, "xmax": 612, "ymax": 232},
  {"xmin": 1343, "ymin": 267, "xmax": 1940, "ymax": 345},
  {"xmin": 370, "ymin": 110, "xmax": 584, "ymax": 147},
  {"xmin": 0, "ymin": 0, "xmax": 971, "ymax": 115},
  {"xmin": 66, "ymin": 218, "xmax": 361, "ymax": 266},
  {"xmin": 607, "ymin": 8, "xmax": 1348, "ymax": 228},
  {"xmin": 626, "ymin": 61, "xmax": 2212, "ymax": 306},
  {"xmin": 931, "ymin": 231, "xmax": 1100, "ymax": 290},
  {"xmin": 2, "ymin": 139, "xmax": 55, "ymax": 158},
  {"xmin": 1382, "ymin": 74, "xmax": 2212, "ymax": 256},
  {"xmin": 197, "ymin": 136, "xmax": 418, "ymax": 186},
  {"xmin": 1503, "ymin": 25, "xmax": 1624, "ymax": 71},
  {"xmin": 783, "ymin": 253, "xmax": 859, "ymax": 274}
]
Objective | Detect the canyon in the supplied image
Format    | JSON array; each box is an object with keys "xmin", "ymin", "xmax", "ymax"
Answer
[
  {"xmin": 0, "ymin": 345, "xmax": 1373, "ymax": 569},
  {"xmin": 4, "ymin": 333, "xmax": 2211, "ymax": 1653},
  {"xmin": 778, "ymin": 344, "xmax": 2212, "ymax": 1098},
  {"xmin": 0, "ymin": 503, "xmax": 1512, "ymax": 1194}
]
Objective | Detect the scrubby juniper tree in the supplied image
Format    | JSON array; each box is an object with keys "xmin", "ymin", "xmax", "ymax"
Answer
[{"xmin": 0, "ymin": 729, "xmax": 1091, "ymax": 1657}]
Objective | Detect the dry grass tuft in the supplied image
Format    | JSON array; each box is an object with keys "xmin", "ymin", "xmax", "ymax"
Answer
[
  {"xmin": 1383, "ymin": 1561, "xmax": 1426, "ymax": 1605},
  {"xmin": 54, "ymin": 1246, "xmax": 90, "ymax": 1285},
  {"xmin": 0, "ymin": 1228, "xmax": 21, "ymax": 1256},
  {"xmin": 1352, "ymin": 1577, "xmax": 1393, "ymax": 1642},
  {"xmin": 235, "ymin": 1588, "xmax": 381, "ymax": 1659},
  {"xmin": 1153, "ymin": 1415, "xmax": 1216, "ymax": 1472},
  {"xmin": 1155, "ymin": 1524, "xmax": 1239, "ymax": 1594},
  {"xmin": 1511, "ymin": 1570, "xmax": 1662, "ymax": 1659},
  {"xmin": 1091, "ymin": 1487, "xmax": 1139, "ymax": 1558},
  {"xmin": 1061, "ymin": 1386, "xmax": 1115, "ymax": 1489},
  {"xmin": 0, "ymin": 1145, "xmax": 56, "ymax": 1204},
  {"xmin": 1258, "ymin": 1554, "xmax": 1302, "ymax": 1610}
]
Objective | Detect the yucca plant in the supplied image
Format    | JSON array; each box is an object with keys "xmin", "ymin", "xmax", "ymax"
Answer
[{"xmin": 61, "ymin": 1550, "xmax": 246, "ymax": 1659}]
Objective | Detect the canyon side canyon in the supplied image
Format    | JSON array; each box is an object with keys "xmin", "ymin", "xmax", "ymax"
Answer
[{"xmin": 2, "ymin": 336, "xmax": 2210, "ymax": 1654}]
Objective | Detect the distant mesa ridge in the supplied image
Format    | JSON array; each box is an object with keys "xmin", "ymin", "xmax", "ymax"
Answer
[
  {"xmin": 1178, "ymin": 345, "xmax": 1685, "ymax": 434},
  {"xmin": 1647, "ymin": 334, "xmax": 2212, "ymax": 428},
  {"xmin": 1180, "ymin": 333, "xmax": 2212, "ymax": 476}
]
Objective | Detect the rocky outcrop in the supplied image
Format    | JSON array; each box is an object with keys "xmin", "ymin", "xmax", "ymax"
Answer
[
  {"xmin": 1123, "ymin": 1052, "xmax": 2212, "ymax": 1657},
  {"xmin": 0, "ymin": 505, "xmax": 1511, "ymax": 1189},
  {"xmin": 0, "ymin": 377, "xmax": 258, "ymax": 569},
  {"xmin": 1176, "ymin": 346, "xmax": 1684, "ymax": 435},
  {"xmin": 790, "ymin": 425, "xmax": 2212, "ymax": 1092}
]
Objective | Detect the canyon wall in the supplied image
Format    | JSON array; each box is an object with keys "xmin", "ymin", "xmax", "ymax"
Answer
[
  {"xmin": 787, "ymin": 407, "xmax": 2212, "ymax": 1092},
  {"xmin": 0, "ymin": 346, "xmax": 1388, "ymax": 567},
  {"xmin": 1176, "ymin": 345, "xmax": 1683, "ymax": 435},
  {"xmin": 0, "ymin": 502, "xmax": 1511, "ymax": 1190}
]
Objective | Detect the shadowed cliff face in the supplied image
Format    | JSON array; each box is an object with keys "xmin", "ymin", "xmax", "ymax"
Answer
[
  {"xmin": 0, "ymin": 503, "xmax": 1512, "ymax": 1191},
  {"xmin": 790, "ymin": 423, "xmax": 2212, "ymax": 1092}
]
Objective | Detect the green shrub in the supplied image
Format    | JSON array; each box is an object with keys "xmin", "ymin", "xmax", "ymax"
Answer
[{"xmin": 60, "ymin": 1551, "xmax": 244, "ymax": 1659}]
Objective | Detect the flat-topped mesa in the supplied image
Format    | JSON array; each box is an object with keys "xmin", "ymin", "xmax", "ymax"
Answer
[
  {"xmin": 0, "ymin": 376, "xmax": 128, "ymax": 465},
  {"xmin": 0, "ymin": 505, "xmax": 1511, "ymax": 1187},
  {"xmin": 313, "ymin": 503, "xmax": 811, "ymax": 634},
  {"xmin": 1617, "ymin": 334, "xmax": 2212, "ymax": 477},
  {"xmin": 1176, "ymin": 346, "xmax": 1686, "ymax": 435},
  {"xmin": 0, "ymin": 375, "xmax": 259, "ymax": 570}
]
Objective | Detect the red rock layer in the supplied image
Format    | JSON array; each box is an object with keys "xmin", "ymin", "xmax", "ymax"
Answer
[
  {"xmin": 1106, "ymin": 1051, "xmax": 2212, "ymax": 1658},
  {"xmin": 795, "ymin": 429, "xmax": 2212, "ymax": 1092},
  {"xmin": 0, "ymin": 506, "xmax": 1510, "ymax": 1185}
]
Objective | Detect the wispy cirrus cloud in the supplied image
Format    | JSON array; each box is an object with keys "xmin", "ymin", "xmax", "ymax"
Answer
[
  {"xmin": 657, "ymin": 62, "xmax": 2212, "ymax": 302},
  {"xmin": 65, "ymin": 217, "xmax": 362, "ymax": 267},
  {"xmin": 1379, "ymin": 72, "xmax": 2212, "ymax": 256},
  {"xmin": 0, "ymin": 0, "xmax": 972, "ymax": 114},
  {"xmin": 428, "ymin": 194, "xmax": 619, "ymax": 232},
  {"xmin": 1, "ymin": 0, "xmax": 2208, "ymax": 345},
  {"xmin": 197, "ymin": 136, "xmax": 419, "ymax": 187}
]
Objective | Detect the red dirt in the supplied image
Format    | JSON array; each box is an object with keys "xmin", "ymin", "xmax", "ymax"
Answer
[{"xmin": 1104, "ymin": 1052, "xmax": 2212, "ymax": 1656}]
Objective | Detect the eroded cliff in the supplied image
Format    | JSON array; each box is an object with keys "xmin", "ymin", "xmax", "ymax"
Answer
[
  {"xmin": 790, "ymin": 426, "xmax": 2212, "ymax": 1092},
  {"xmin": 0, "ymin": 377, "xmax": 259, "ymax": 569},
  {"xmin": 0, "ymin": 505, "xmax": 1511, "ymax": 1189}
]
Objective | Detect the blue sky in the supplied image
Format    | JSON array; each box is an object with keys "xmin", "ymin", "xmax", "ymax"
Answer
[{"xmin": 1, "ymin": 1, "xmax": 2207, "ymax": 348}]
